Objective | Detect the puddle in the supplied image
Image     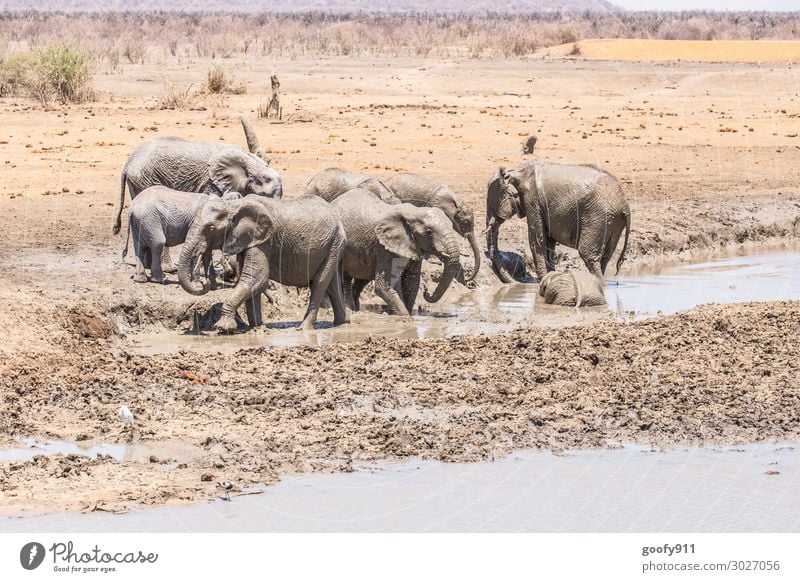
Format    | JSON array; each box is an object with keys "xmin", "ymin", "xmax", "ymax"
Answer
[
  {"xmin": 3, "ymin": 442, "xmax": 797, "ymax": 532},
  {"xmin": 607, "ymin": 249, "xmax": 800, "ymax": 318},
  {"xmin": 127, "ymin": 249, "xmax": 800, "ymax": 353},
  {"xmin": 0, "ymin": 437, "xmax": 201, "ymax": 463}
]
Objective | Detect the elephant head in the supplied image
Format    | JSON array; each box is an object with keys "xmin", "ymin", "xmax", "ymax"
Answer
[
  {"xmin": 485, "ymin": 166, "xmax": 524, "ymax": 283},
  {"xmin": 179, "ymin": 197, "xmax": 276, "ymax": 297},
  {"xmin": 207, "ymin": 149, "xmax": 283, "ymax": 199},
  {"xmin": 377, "ymin": 205, "xmax": 462, "ymax": 303}
]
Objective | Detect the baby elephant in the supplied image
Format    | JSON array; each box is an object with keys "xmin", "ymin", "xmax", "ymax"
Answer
[
  {"xmin": 128, "ymin": 186, "xmax": 222, "ymax": 284},
  {"xmin": 538, "ymin": 270, "xmax": 607, "ymax": 308}
]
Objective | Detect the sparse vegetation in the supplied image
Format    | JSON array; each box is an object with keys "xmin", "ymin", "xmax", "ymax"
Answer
[
  {"xmin": 203, "ymin": 63, "xmax": 245, "ymax": 95},
  {"xmin": 0, "ymin": 11, "xmax": 797, "ymax": 64},
  {"xmin": 158, "ymin": 81, "xmax": 196, "ymax": 110},
  {"xmin": 0, "ymin": 43, "xmax": 93, "ymax": 106}
]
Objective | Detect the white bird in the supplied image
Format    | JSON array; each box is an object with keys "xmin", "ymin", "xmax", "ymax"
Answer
[{"xmin": 118, "ymin": 405, "xmax": 134, "ymax": 426}]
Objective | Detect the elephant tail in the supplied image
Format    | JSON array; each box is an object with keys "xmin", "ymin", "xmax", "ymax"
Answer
[
  {"xmin": 615, "ymin": 208, "xmax": 631, "ymax": 275},
  {"xmin": 122, "ymin": 220, "xmax": 131, "ymax": 260},
  {"xmin": 112, "ymin": 168, "xmax": 127, "ymax": 235}
]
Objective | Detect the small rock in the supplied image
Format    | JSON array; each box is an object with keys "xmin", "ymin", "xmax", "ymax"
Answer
[
  {"xmin": 201, "ymin": 473, "xmax": 214, "ymax": 482},
  {"xmin": 149, "ymin": 455, "xmax": 159, "ymax": 463}
]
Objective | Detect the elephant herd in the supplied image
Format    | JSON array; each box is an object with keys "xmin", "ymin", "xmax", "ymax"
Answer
[{"xmin": 114, "ymin": 118, "xmax": 631, "ymax": 332}]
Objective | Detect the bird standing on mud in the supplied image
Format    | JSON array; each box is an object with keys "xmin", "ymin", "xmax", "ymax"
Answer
[{"xmin": 118, "ymin": 405, "xmax": 134, "ymax": 442}]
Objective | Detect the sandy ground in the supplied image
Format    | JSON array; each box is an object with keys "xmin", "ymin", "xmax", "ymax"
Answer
[
  {"xmin": 550, "ymin": 39, "xmax": 800, "ymax": 62},
  {"xmin": 1, "ymin": 52, "xmax": 799, "ymax": 515}
]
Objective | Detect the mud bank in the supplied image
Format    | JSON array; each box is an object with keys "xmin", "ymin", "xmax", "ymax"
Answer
[{"xmin": 2, "ymin": 301, "xmax": 799, "ymax": 515}]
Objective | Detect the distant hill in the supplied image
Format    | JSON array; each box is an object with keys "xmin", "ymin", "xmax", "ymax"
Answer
[{"xmin": 0, "ymin": 0, "xmax": 619, "ymax": 13}]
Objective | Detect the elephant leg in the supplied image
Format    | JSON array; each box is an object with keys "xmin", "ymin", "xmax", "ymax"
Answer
[
  {"xmin": 148, "ymin": 241, "xmax": 166, "ymax": 284},
  {"xmin": 245, "ymin": 292, "xmax": 263, "ymax": 328},
  {"xmin": 400, "ymin": 260, "xmax": 422, "ymax": 314},
  {"xmin": 374, "ymin": 252, "xmax": 410, "ymax": 315},
  {"xmin": 326, "ymin": 269, "xmax": 349, "ymax": 326},
  {"xmin": 526, "ymin": 210, "xmax": 549, "ymax": 281},
  {"xmin": 298, "ymin": 241, "xmax": 341, "ymax": 330},
  {"xmin": 577, "ymin": 223, "xmax": 604, "ymax": 279},
  {"xmin": 352, "ymin": 279, "xmax": 370, "ymax": 311},
  {"xmin": 545, "ymin": 236, "xmax": 558, "ymax": 273},
  {"xmin": 132, "ymin": 229, "xmax": 149, "ymax": 283},
  {"xmin": 341, "ymin": 272, "xmax": 355, "ymax": 310},
  {"xmin": 202, "ymin": 249, "xmax": 218, "ymax": 289},
  {"xmin": 217, "ymin": 246, "xmax": 269, "ymax": 334},
  {"xmin": 161, "ymin": 246, "xmax": 177, "ymax": 274},
  {"xmin": 600, "ymin": 219, "xmax": 623, "ymax": 276}
]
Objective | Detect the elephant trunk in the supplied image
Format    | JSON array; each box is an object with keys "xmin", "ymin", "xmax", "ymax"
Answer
[
  {"xmin": 486, "ymin": 215, "xmax": 514, "ymax": 283},
  {"xmin": 178, "ymin": 231, "xmax": 210, "ymax": 296},
  {"xmin": 423, "ymin": 236, "xmax": 461, "ymax": 304},
  {"xmin": 464, "ymin": 230, "xmax": 481, "ymax": 282}
]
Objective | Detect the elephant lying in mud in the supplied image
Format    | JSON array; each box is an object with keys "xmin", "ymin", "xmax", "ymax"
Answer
[
  {"xmin": 113, "ymin": 118, "xmax": 283, "ymax": 273},
  {"xmin": 539, "ymin": 270, "xmax": 607, "ymax": 307},
  {"xmin": 304, "ymin": 168, "xmax": 400, "ymax": 204},
  {"xmin": 129, "ymin": 186, "xmax": 223, "ymax": 284},
  {"xmin": 332, "ymin": 188, "xmax": 462, "ymax": 315},
  {"xmin": 384, "ymin": 172, "xmax": 480, "ymax": 283},
  {"xmin": 486, "ymin": 161, "xmax": 631, "ymax": 282},
  {"xmin": 178, "ymin": 194, "xmax": 347, "ymax": 333}
]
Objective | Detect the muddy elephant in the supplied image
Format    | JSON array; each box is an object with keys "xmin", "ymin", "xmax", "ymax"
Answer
[
  {"xmin": 486, "ymin": 161, "xmax": 631, "ymax": 282},
  {"xmin": 304, "ymin": 168, "xmax": 400, "ymax": 204},
  {"xmin": 178, "ymin": 195, "xmax": 347, "ymax": 333},
  {"xmin": 384, "ymin": 173, "xmax": 480, "ymax": 283},
  {"xmin": 113, "ymin": 118, "xmax": 283, "ymax": 272},
  {"xmin": 539, "ymin": 270, "xmax": 607, "ymax": 307},
  {"xmin": 332, "ymin": 188, "xmax": 462, "ymax": 315},
  {"xmin": 128, "ymin": 186, "xmax": 222, "ymax": 284}
]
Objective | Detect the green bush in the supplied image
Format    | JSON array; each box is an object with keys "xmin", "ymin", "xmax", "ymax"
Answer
[
  {"xmin": 0, "ymin": 53, "xmax": 34, "ymax": 97},
  {"xmin": 32, "ymin": 44, "xmax": 95, "ymax": 104}
]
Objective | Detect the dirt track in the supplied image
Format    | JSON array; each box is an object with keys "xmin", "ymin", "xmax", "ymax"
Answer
[{"xmin": 1, "ymin": 55, "xmax": 799, "ymax": 515}]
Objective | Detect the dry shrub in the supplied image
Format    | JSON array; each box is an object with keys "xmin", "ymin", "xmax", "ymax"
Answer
[
  {"xmin": 568, "ymin": 43, "xmax": 582, "ymax": 56},
  {"xmin": 159, "ymin": 81, "xmax": 196, "ymax": 110},
  {"xmin": 203, "ymin": 63, "xmax": 245, "ymax": 95}
]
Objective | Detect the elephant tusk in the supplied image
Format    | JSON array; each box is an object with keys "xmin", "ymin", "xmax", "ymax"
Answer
[{"xmin": 481, "ymin": 216, "xmax": 496, "ymax": 235}]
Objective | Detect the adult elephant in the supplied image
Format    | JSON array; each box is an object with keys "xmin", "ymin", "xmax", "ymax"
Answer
[
  {"xmin": 113, "ymin": 118, "xmax": 283, "ymax": 271},
  {"xmin": 304, "ymin": 168, "xmax": 400, "ymax": 204},
  {"xmin": 178, "ymin": 195, "xmax": 347, "ymax": 333},
  {"xmin": 385, "ymin": 173, "xmax": 480, "ymax": 283},
  {"xmin": 332, "ymin": 188, "xmax": 461, "ymax": 315},
  {"xmin": 486, "ymin": 161, "xmax": 631, "ymax": 282}
]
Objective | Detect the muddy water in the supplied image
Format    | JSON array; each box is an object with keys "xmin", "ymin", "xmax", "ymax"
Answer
[
  {"xmin": 0, "ymin": 437, "xmax": 202, "ymax": 463},
  {"xmin": 608, "ymin": 249, "xmax": 800, "ymax": 318},
  {"xmin": 127, "ymin": 249, "xmax": 800, "ymax": 353},
  {"xmin": 3, "ymin": 442, "xmax": 797, "ymax": 532}
]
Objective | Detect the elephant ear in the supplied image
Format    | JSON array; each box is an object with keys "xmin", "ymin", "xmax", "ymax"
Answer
[
  {"xmin": 208, "ymin": 149, "xmax": 251, "ymax": 196},
  {"xmin": 376, "ymin": 209, "xmax": 421, "ymax": 260},
  {"xmin": 223, "ymin": 198, "xmax": 275, "ymax": 255}
]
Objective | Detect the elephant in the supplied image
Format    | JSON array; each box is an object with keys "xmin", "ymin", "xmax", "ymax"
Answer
[
  {"xmin": 384, "ymin": 173, "xmax": 480, "ymax": 283},
  {"xmin": 539, "ymin": 270, "xmax": 607, "ymax": 307},
  {"xmin": 128, "ymin": 186, "xmax": 222, "ymax": 284},
  {"xmin": 178, "ymin": 194, "xmax": 348, "ymax": 333},
  {"xmin": 331, "ymin": 188, "xmax": 462, "ymax": 315},
  {"xmin": 113, "ymin": 117, "xmax": 283, "ymax": 273},
  {"xmin": 304, "ymin": 168, "xmax": 400, "ymax": 204},
  {"xmin": 485, "ymin": 160, "xmax": 631, "ymax": 283}
]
